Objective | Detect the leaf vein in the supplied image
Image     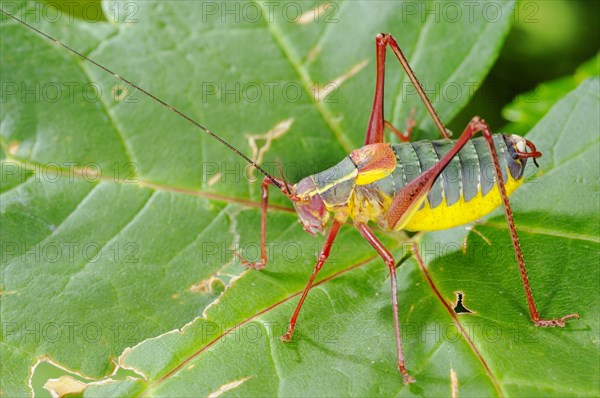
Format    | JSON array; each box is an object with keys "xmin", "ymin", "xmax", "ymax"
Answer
[{"xmin": 256, "ymin": 1, "xmax": 353, "ymax": 153}]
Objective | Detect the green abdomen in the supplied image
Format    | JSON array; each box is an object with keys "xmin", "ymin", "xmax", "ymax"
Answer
[{"xmin": 375, "ymin": 134, "xmax": 528, "ymax": 231}]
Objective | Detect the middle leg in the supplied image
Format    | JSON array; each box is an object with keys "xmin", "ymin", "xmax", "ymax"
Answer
[{"xmin": 356, "ymin": 221, "xmax": 415, "ymax": 384}]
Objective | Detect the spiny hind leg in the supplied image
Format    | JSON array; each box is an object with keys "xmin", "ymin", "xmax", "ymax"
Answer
[
  {"xmin": 470, "ymin": 119, "xmax": 579, "ymax": 327},
  {"xmin": 365, "ymin": 33, "xmax": 450, "ymax": 146},
  {"xmin": 387, "ymin": 116, "xmax": 579, "ymax": 327}
]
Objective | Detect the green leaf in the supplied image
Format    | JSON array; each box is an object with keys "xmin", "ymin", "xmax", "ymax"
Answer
[
  {"xmin": 502, "ymin": 53, "xmax": 600, "ymax": 135},
  {"xmin": 4, "ymin": 1, "xmax": 596, "ymax": 397},
  {"xmin": 75, "ymin": 77, "xmax": 600, "ymax": 398}
]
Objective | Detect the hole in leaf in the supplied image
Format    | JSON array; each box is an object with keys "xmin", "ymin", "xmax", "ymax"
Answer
[{"xmin": 452, "ymin": 291, "xmax": 473, "ymax": 314}]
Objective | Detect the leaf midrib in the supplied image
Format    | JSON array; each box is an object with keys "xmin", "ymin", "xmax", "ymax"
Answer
[{"xmin": 0, "ymin": 154, "xmax": 295, "ymax": 213}]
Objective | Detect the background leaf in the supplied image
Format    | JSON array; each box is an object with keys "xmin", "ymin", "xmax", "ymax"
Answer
[
  {"xmin": 2, "ymin": 1, "xmax": 598, "ymax": 397},
  {"xmin": 502, "ymin": 53, "xmax": 599, "ymax": 134}
]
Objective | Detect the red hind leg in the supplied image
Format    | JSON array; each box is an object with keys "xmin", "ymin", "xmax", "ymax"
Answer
[
  {"xmin": 387, "ymin": 116, "xmax": 579, "ymax": 327},
  {"xmin": 473, "ymin": 120, "xmax": 579, "ymax": 327},
  {"xmin": 365, "ymin": 33, "xmax": 450, "ymax": 145}
]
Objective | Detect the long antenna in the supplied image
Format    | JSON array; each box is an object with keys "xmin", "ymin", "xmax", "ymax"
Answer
[{"xmin": 0, "ymin": 9, "xmax": 282, "ymax": 190}]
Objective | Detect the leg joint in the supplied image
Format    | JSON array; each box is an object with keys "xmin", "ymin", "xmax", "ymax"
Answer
[{"xmin": 376, "ymin": 32, "xmax": 390, "ymax": 45}]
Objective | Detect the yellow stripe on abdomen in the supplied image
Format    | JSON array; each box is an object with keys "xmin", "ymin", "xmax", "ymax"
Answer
[{"xmin": 402, "ymin": 175, "xmax": 523, "ymax": 231}]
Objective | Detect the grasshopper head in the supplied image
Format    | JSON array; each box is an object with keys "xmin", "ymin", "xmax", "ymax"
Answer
[{"xmin": 292, "ymin": 177, "xmax": 329, "ymax": 236}]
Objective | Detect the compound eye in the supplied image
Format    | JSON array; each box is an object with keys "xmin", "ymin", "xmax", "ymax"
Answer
[{"xmin": 507, "ymin": 143, "xmax": 519, "ymax": 160}]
